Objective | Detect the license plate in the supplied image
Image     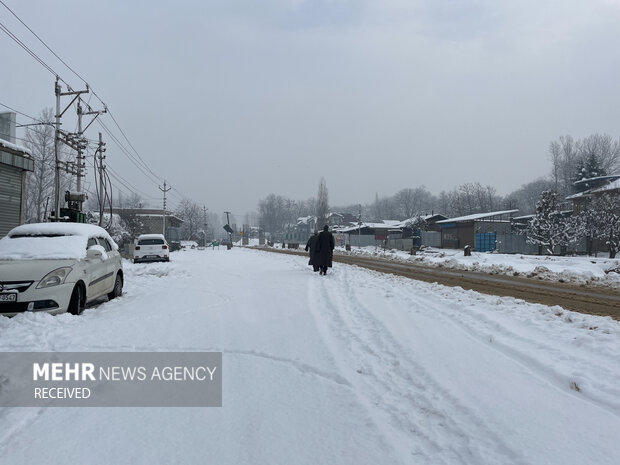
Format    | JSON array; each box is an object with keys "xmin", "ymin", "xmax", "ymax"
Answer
[{"xmin": 0, "ymin": 293, "xmax": 17, "ymax": 302}]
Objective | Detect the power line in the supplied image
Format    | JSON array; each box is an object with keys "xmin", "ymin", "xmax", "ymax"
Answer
[
  {"xmin": 96, "ymin": 118, "xmax": 162, "ymax": 186},
  {"xmin": 106, "ymin": 166, "xmax": 160, "ymax": 200},
  {"xmin": 0, "ymin": 20, "xmax": 60, "ymax": 78},
  {"xmin": 0, "ymin": 0, "xmax": 87, "ymax": 88},
  {"xmin": 0, "ymin": 2, "xmax": 193, "ymax": 204},
  {"xmin": 0, "ymin": 2, "xmax": 165, "ymax": 182},
  {"xmin": 0, "ymin": 100, "xmax": 38, "ymax": 121}
]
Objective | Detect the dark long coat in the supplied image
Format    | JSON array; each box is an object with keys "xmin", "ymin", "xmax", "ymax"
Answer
[
  {"xmin": 314, "ymin": 230, "xmax": 335, "ymax": 268},
  {"xmin": 305, "ymin": 234, "xmax": 318, "ymax": 265}
]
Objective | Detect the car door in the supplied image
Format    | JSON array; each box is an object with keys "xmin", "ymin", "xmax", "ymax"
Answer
[
  {"xmin": 96, "ymin": 237, "xmax": 117, "ymax": 293},
  {"xmin": 85, "ymin": 237, "xmax": 108, "ymax": 299}
]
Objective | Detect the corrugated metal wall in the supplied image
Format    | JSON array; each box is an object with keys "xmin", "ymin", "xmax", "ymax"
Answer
[
  {"xmin": 0, "ymin": 164, "xmax": 23, "ymax": 237},
  {"xmin": 420, "ymin": 231, "xmax": 441, "ymax": 247}
]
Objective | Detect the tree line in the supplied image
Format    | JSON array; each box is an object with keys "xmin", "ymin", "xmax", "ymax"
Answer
[
  {"xmin": 18, "ymin": 107, "xmax": 620, "ymax": 251},
  {"xmin": 257, "ymin": 133, "xmax": 620, "ymax": 251}
]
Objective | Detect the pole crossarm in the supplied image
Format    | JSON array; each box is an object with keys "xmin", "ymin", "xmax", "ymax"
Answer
[{"xmin": 79, "ymin": 105, "xmax": 107, "ymax": 135}]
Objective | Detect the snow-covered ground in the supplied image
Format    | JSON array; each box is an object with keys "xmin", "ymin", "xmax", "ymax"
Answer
[
  {"xmin": 333, "ymin": 245, "xmax": 620, "ymax": 288},
  {"xmin": 1, "ymin": 248, "xmax": 619, "ymax": 464}
]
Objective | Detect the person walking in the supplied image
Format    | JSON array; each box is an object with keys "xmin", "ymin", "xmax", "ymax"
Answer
[
  {"xmin": 314, "ymin": 225, "xmax": 335, "ymax": 275},
  {"xmin": 305, "ymin": 231, "xmax": 319, "ymax": 272}
]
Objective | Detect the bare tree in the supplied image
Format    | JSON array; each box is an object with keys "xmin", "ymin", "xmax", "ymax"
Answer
[
  {"xmin": 176, "ymin": 198, "xmax": 203, "ymax": 240},
  {"xmin": 548, "ymin": 140, "xmax": 562, "ymax": 193},
  {"xmin": 258, "ymin": 194, "xmax": 290, "ymax": 239},
  {"xmin": 23, "ymin": 108, "xmax": 55, "ymax": 222},
  {"xmin": 393, "ymin": 187, "xmax": 436, "ymax": 219},
  {"xmin": 447, "ymin": 182, "xmax": 501, "ymax": 216},
  {"xmin": 505, "ymin": 178, "xmax": 554, "ymax": 214},
  {"xmin": 578, "ymin": 134, "xmax": 620, "ymax": 176},
  {"xmin": 316, "ymin": 177, "xmax": 329, "ymax": 228},
  {"xmin": 548, "ymin": 134, "xmax": 620, "ymax": 196}
]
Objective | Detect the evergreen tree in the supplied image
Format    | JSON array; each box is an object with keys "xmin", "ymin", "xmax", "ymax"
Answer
[
  {"xmin": 527, "ymin": 191, "xmax": 580, "ymax": 254},
  {"xmin": 584, "ymin": 152, "xmax": 606, "ymax": 179}
]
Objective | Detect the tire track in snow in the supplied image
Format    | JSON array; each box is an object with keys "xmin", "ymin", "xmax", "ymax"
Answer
[
  {"xmin": 382, "ymin": 279, "xmax": 620, "ymax": 417},
  {"xmin": 335, "ymin": 267, "xmax": 525, "ymax": 464},
  {"xmin": 0, "ymin": 408, "xmax": 45, "ymax": 458},
  {"xmin": 306, "ymin": 268, "xmax": 523, "ymax": 465}
]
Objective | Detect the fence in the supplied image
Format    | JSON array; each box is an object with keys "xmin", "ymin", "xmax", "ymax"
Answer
[
  {"xmin": 420, "ymin": 231, "xmax": 441, "ymax": 248},
  {"xmin": 495, "ymin": 234, "xmax": 588, "ymax": 255},
  {"xmin": 348, "ymin": 234, "xmax": 379, "ymax": 247}
]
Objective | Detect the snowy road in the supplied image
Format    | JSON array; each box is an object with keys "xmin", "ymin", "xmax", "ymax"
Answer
[{"xmin": 1, "ymin": 248, "xmax": 619, "ymax": 464}]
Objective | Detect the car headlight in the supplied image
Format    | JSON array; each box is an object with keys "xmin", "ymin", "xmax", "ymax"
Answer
[{"xmin": 36, "ymin": 267, "xmax": 73, "ymax": 289}]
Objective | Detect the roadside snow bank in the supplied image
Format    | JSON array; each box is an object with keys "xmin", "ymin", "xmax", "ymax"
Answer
[{"xmin": 336, "ymin": 246, "xmax": 620, "ymax": 288}]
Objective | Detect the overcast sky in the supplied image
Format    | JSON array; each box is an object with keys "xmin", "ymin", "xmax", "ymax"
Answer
[{"xmin": 2, "ymin": 0, "xmax": 620, "ymax": 217}]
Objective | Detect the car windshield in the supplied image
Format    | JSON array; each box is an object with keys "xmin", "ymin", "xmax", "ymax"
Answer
[
  {"xmin": 0, "ymin": 234, "xmax": 87, "ymax": 260},
  {"xmin": 138, "ymin": 239, "xmax": 164, "ymax": 245}
]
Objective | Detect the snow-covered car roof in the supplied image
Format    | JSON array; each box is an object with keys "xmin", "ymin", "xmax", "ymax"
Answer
[
  {"xmin": 137, "ymin": 234, "xmax": 166, "ymax": 240},
  {"xmin": 8, "ymin": 222, "xmax": 114, "ymax": 240},
  {"xmin": 0, "ymin": 223, "xmax": 118, "ymax": 260}
]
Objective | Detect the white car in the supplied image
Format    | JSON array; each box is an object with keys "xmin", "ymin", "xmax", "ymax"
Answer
[
  {"xmin": 133, "ymin": 234, "xmax": 169, "ymax": 263},
  {"xmin": 0, "ymin": 223, "xmax": 123, "ymax": 317}
]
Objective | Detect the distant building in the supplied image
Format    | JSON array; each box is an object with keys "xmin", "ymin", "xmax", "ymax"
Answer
[
  {"xmin": 0, "ymin": 112, "xmax": 34, "ymax": 237},
  {"xmin": 566, "ymin": 175, "xmax": 620, "ymax": 214},
  {"xmin": 110, "ymin": 208, "xmax": 183, "ymax": 240},
  {"xmin": 437, "ymin": 209, "xmax": 519, "ymax": 251}
]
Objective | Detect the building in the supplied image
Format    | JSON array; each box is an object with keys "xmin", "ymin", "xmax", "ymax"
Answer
[
  {"xmin": 566, "ymin": 175, "xmax": 620, "ymax": 214},
  {"xmin": 110, "ymin": 208, "xmax": 184, "ymax": 241},
  {"xmin": 0, "ymin": 112, "xmax": 34, "ymax": 237},
  {"xmin": 336, "ymin": 220, "xmax": 402, "ymax": 247},
  {"xmin": 437, "ymin": 209, "xmax": 518, "ymax": 251}
]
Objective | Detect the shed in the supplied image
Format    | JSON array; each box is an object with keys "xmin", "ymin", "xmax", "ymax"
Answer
[{"xmin": 437, "ymin": 209, "xmax": 518, "ymax": 251}]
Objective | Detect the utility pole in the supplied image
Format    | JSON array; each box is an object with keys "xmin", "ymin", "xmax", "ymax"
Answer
[
  {"xmin": 52, "ymin": 77, "xmax": 89, "ymax": 221},
  {"xmin": 203, "ymin": 205, "xmax": 208, "ymax": 245},
  {"xmin": 76, "ymin": 101, "xmax": 106, "ymax": 212},
  {"xmin": 96, "ymin": 132, "xmax": 106, "ymax": 226},
  {"xmin": 225, "ymin": 211, "xmax": 232, "ymax": 245},
  {"xmin": 159, "ymin": 181, "xmax": 171, "ymax": 236},
  {"xmin": 358, "ymin": 204, "xmax": 362, "ymax": 249}
]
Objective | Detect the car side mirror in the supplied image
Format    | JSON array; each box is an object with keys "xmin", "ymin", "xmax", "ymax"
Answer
[{"xmin": 87, "ymin": 247, "xmax": 103, "ymax": 259}]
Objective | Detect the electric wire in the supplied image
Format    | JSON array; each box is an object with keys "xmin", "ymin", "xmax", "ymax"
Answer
[
  {"xmin": 0, "ymin": 20, "xmax": 59, "ymax": 78},
  {"xmin": 1, "ymin": 2, "xmax": 192, "ymax": 212}
]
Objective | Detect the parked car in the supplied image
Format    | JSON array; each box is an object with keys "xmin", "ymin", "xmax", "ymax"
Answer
[
  {"xmin": 134, "ymin": 234, "xmax": 169, "ymax": 263},
  {"xmin": 0, "ymin": 223, "xmax": 123, "ymax": 317},
  {"xmin": 180, "ymin": 240, "xmax": 198, "ymax": 250}
]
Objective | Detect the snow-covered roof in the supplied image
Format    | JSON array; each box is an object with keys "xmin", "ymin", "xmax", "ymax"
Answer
[
  {"xmin": 392, "ymin": 214, "xmax": 448, "ymax": 228},
  {"xmin": 591, "ymin": 178, "xmax": 620, "ymax": 194},
  {"xmin": 336, "ymin": 221, "xmax": 403, "ymax": 233},
  {"xmin": 135, "ymin": 213, "xmax": 183, "ymax": 223},
  {"xmin": 297, "ymin": 216, "xmax": 316, "ymax": 225},
  {"xmin": 437, "ymin": 209, "xmax": 519, "ymax": 224},
  {"xmin": 0, "ymin": 137, "xmax": 31, "ymax": 156},
  {"xmin": 565, "ymin": 191, "xmax": 586, "ymax": 200},
  {"xmin": 573, "ymin": 175, "xmax": 620, "ymax": 185},
  {"xmin": 566, "ymin": 175, "xmax": 620, "ymax": 200},
  {"xmin": 0, "ymin": 222, "xmax": 117, "ymax": 260}
]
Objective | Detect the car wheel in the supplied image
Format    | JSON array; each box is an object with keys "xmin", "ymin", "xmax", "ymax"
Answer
[
  {"xmin": 68, "ymin": 284, "xmax": 84, "ymax": 316},
  {"xmin": 107, "ymin": 273, "xmax": 123, "ymax": 300}
]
